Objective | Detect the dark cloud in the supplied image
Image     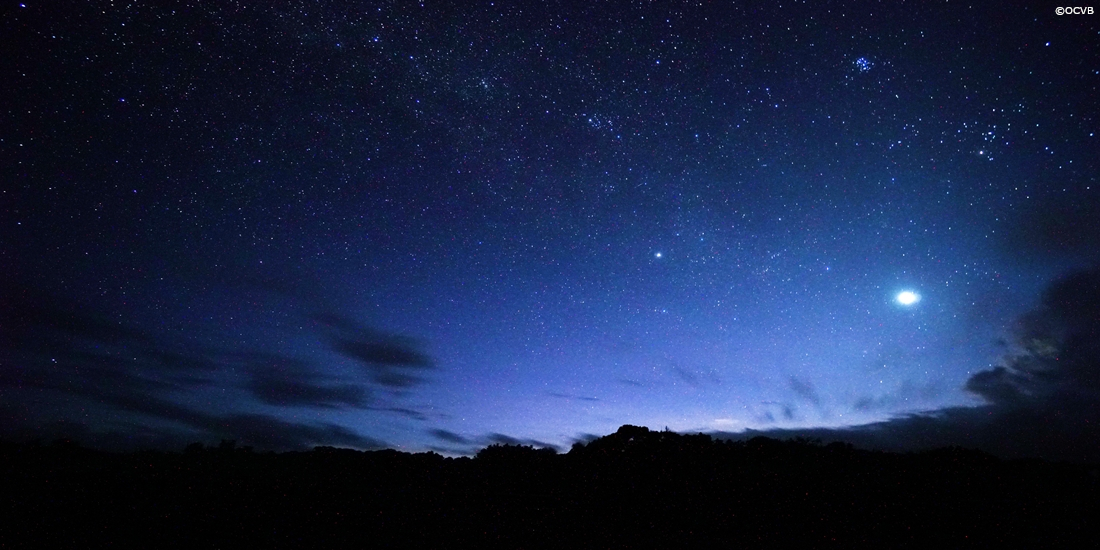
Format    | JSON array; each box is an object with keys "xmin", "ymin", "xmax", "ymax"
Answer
[
  {"xmin": 1043, "ymin": 269, "xmax": 1100, "ymax": 345},
  {"xmin": 664, "ymin": 362, "xmax": 721, "ymax": 388},
  {"xmin": 371, "ymin": 406, "xmax": 429, "ymax": 421},
  {"xmin": 964, "ymin": 367, "xmax": 1030, "ymax": 406},
  {"xmin": 1003, "ymin": 195, "xmax": 1100, "ymax": 264},
  {"xmin": 754, "ymin": 401, "xmax": 797, "ymax": 424},
  {"xmin": 78, "ymin": 383, "xmax": 386, "ymax": 450},
  {"xmin": 314, "ymin": 313, "xmax": 435, "ymax": 388},
  {"xmin": 212, "ymin": 414, "xmax": 387, "ymax": 451},
  {"xmin": 722, "ymin": 268, "xmax": 1100, "ymax": 463},
  {"xmin": 485, "ymin": 433, "xmax": 561, "ymax": 451},
  {"xmin": 548, "ymin": 392, "xmax": 599, "ymax": 402},
  {"xmin": 852, "ymin": 380, "xmax": 942, "ymax": 412},
  {"xmin": 366, "ymin": 370, "xmax": 423, "ymax": 389},
  {"xmin": 670, "ymin": 365, "xmax": 699, "ymax": 386},
  {"xmin": 0, "ymin": 285, "xmax": 219, "ymax": 403},
  {"xmin": 788, "ymin": 377, "xmax": 820, "ymax": 406},
  {"xmin": 852, "ymin": 397, "xmax": 875, "ymax": 412},
  {"xmin": 429, "ymin": 429, "xmax": 470, "ymax": 444},
  {"xmin": 964, "ymin": 268, "xmax": 1100, "ymax": 407},
  {"xmin": 334, "ymin": 339, "xmax": 432, "ymax": 369},
  {"xmin": 0, "ymin": 284, "xmax": 386, "ymax": 451},
  {"xmin": 250, "ymin": 378, "xmax": 367, "ymax": 409},
  {"xmin": 426, "ymin": 445, "xmax": 472, "ymax": 455},
  {"xmin": 3, "ymin": 385, "xmax": 386, "ymax": 452},
  {"xmin": 0, "ymin": 286, "xmax": 157, "ymax": 351},
  {"xmin": 424, "ymin": 429, "xmax": 485, "ymax": 455},
  {"xmin": 487, "ymin": 433, "xmax": 523, "ymax": 445},
  {"xmin": 241, "ymin": 354, "xmax": 370, "ymax": 409},
  {"xmin": 572, "ymin": 433, "xmax": 601, "ymax": 446}
]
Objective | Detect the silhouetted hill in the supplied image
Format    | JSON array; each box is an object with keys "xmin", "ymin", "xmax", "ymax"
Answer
[{"xmin": 2, "ymin": 426, "xmax": 1098, "ymax": 547}]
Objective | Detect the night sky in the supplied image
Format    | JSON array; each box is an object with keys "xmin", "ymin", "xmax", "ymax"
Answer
[{"xmin": 3, "ymin": 1, "xmax": 1099, "ymax": 459}]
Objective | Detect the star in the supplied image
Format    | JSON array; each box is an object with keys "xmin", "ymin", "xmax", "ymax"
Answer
[{"xmin": 896, "ymin": 291, "xmax": 920, "ymax": 306}]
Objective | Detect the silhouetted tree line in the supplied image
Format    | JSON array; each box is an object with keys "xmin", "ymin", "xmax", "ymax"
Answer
[{"xmin": 2, "ymin": 426, "xmax": 1098, "ymax": 548}]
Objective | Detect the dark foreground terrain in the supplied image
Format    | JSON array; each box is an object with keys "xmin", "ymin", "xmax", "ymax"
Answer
[{"xmin": 3, "ymin": 425, "xmax": 1098, "ymax": 548}]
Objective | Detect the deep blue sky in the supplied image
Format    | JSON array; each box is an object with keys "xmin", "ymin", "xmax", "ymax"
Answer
[{"xmin": 3, "ymin": 0, "xmax": 1098, "ymax": 457}]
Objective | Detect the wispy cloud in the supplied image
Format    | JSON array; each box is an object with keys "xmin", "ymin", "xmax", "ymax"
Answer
[
  {"xmin": 722, "ymin": 267, "xmax": 1100, "ymax": 463},
  {"xmin": 0, "ymin": 285, "xmax": 390, "ymax": 451},
  {"xmin": 548, "ymin": 392, "xmax": 599, "ymax": 402},
  {"xmin": 314, "ymin": 313, "xmax": 435, "ymax": 388},
  {"xmin": 429, "ymin": 429, "xmax": 470, "ymax": 445},
  {"xmin": 788, "ymin": 377, "xmax": 820, "ymax": 407}
]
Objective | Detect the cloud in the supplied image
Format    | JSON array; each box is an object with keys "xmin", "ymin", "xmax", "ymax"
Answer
[
  {"xmin": 485, "ymin": 433, "xmax": 561, "ymax": 451},
  {"xmin": 754, "ymin": 401, "xmax": 797, "ymax": 424},
  {"xmin": 965, "ymin": 268, "xmax": 1100, "ymax": 407},
  {"xmin": 239, "ymin": 353, "xmax": 370, "ymax": 409},
  {"xmin": 250, "ymin": 378, "xmax": 368, "ymax": 409},
  {"xmin": 662, "ymin": 361, "xmax": 721, "ymax": 388},
  {"xmin": 548, "ymin": 392, "xmax": 599, "ymax": 402},
  {"xmin": 314, "ymin": 313, "xmax": 435, "ymax": 388},
  {"xmin": 1002, "ymin": 195, "xmax": 1100, "ymax": 263},
  {"xmin": 0, "ymin": 286, "xmax": 158, "ymax": 351},
  {"xmin": 670, "ymin": 365, "xmax": 699, "ymax": 386},
  {"xmin": 487, "ymin": 433, "xmax": 524, "ymax": 445},
  {"xmin": 211, "ymin": 414, "xmax": 387, "ymax": 451},
  {"xmin": 371, "ymin": 406, "xmax": 429, "ymax": 421},
  {"xmin": 572, "ymin": 433, "xmax": 601, "ymax": 446},
  {"xmin": 423, "ymin": 429, "xmax": 487, "ymax": 455},
  {"xmin": 3, "ymin": 381, "xmax": 385, "ymax": 452},
  {"xmin": 788, "ymin": 377, "xmax": 820, "ymax": 406},
  {"xmin": 0, "ymin": 284, "xmax": 387, "ymax": 451},
  {"xmin": 853, "ymin": 379, "xmax": 942, "ymax": 412},
  {"xmin": 0, "ymin": 285, "xmax": 218, "ymax": 401},
  {"xmin": 429, "ymin": 429, "xmax": 470, "ymax": 445},
  {"xmin": 72, "ymin": 377, "xmax": 386, "ymax": 451},
  {"xmin": 721, "ymin": 267, "xmax": 1100, "ymax": 463}
]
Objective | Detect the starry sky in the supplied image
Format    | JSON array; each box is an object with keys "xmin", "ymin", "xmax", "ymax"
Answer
[{"xmin": 3, "ymin": 0, "xmax": 1099, "ymax": 457}]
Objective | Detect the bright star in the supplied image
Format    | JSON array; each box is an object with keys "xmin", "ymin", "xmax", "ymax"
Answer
[
  {"xmin": 896, "ymin": 291, "xmax": 920, "ymax": 305},
  {"xmin": 654, "ymin": 252, "xmax": 663, "ymax": 259}
]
